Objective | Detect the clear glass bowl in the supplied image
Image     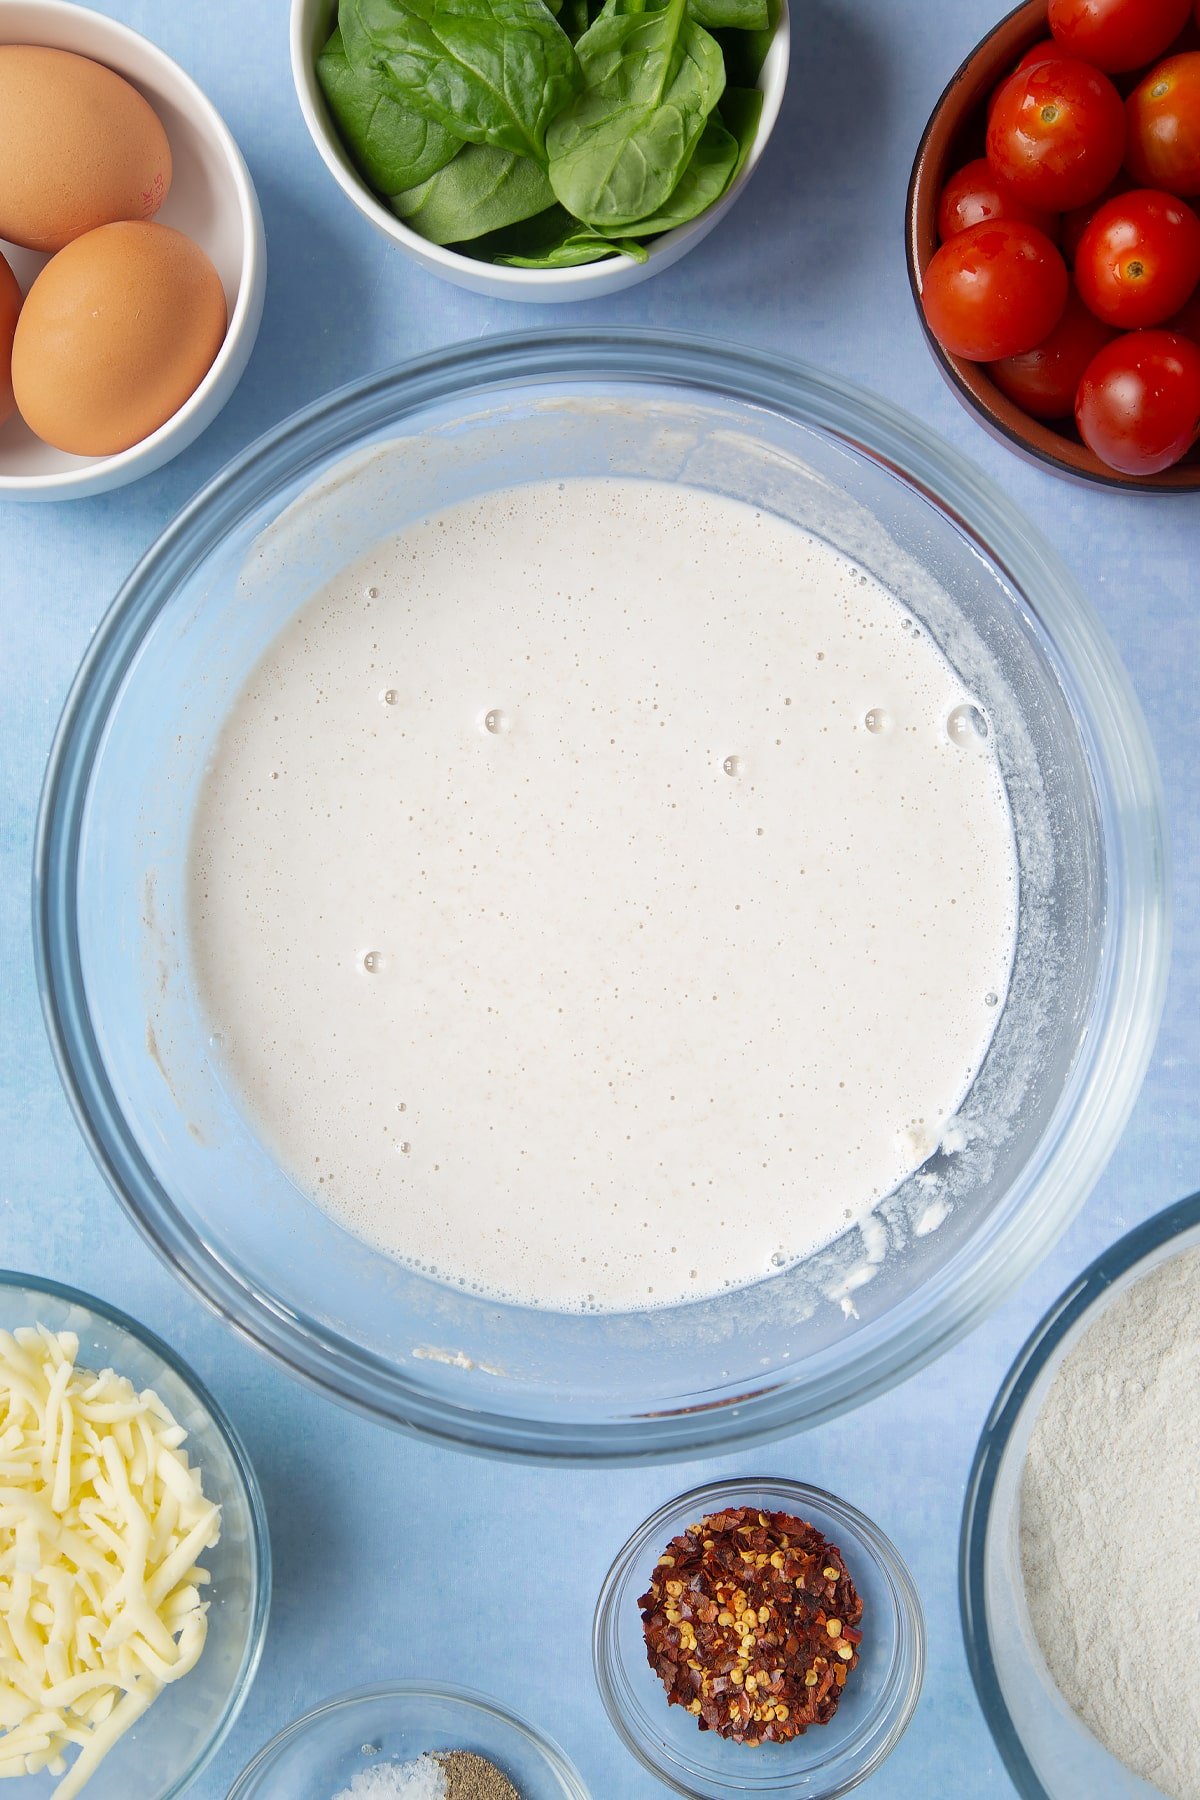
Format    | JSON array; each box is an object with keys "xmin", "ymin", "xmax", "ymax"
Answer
[
  {"xmin": 226, "ymin": 1681, "xmax": 589, "ymax": 1799},
  {"xmin": 960, "ymin": 1193, "xmax": 1200, "ymax": 1800},
  {"xmin": 0, "ymin": 1272, "xmax": 271, "ymax": 1798},
  {"xmin": 593, "ymin": 1477, "xmax": 924, "ymax": 1797},
  {"xmin": 33, "ymin": 329, "xmax": 1169, "ymax": 1463}
]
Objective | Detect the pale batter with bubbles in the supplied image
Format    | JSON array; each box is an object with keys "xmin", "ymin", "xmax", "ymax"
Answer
[{"xmin": 188, "ymin": 478, "xmax": 1017, "ymax": 1311}]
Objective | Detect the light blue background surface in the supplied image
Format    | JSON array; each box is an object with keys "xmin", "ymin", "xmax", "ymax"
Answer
[{"xmin": 1, "ymin": 1, "xmax": 1197, "ymax": 1794}]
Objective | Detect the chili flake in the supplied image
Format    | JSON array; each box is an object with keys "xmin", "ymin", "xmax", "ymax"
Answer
[{"xmin": 638, "ymin": 1506, "xmax": 864, "ymax": 1745}]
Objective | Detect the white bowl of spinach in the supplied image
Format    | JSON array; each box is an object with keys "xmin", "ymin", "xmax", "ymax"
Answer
[{"xmin": 290, "ymin": 0, "xmax": 788, "ymax": 298}]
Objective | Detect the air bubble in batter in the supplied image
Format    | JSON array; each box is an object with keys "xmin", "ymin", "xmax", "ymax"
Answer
[{"xmin": 947, "ymin": 703, "xmax": 989, "ymax": 747}]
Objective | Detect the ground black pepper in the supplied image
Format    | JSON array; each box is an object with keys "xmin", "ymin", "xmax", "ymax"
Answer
[{"xmin": 437, "ymin": 1750, "xmax": 520, "ymax": 1800}]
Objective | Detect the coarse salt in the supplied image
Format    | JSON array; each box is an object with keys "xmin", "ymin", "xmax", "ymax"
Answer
[{"xmin": 333, "ymin": 1757, "xmax": 447, "ymax": 1800}]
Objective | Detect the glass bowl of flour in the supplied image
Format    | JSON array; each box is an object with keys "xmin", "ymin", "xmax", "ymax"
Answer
[
  {"xmin": 34, "ymin": 330, "xmax": 1168, "ymax": 1461},
  {"xmin": 962, "ymin": 1192, "xmax": 1200, "ymax": 1800}
]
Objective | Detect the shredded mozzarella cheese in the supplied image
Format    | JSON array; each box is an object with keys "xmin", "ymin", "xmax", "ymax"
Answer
[{"xmin": 0, "ymin": 1327, "xmax": 221, "ymax": 1798}]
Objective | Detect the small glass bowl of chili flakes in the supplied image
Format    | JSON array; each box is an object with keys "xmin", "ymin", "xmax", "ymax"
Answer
[{"xmin": 593, "ymin": 1478, "xmax": 924, "ymax": 1798}]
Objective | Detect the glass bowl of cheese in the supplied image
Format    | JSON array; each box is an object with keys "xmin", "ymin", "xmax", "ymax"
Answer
[
  {"xmin": 0, "ymin": 1271, "xmax": 270, "ymax": 1798},
  {"xmin": 33, "ymin": 329, "xmax": 1169, "ymax": 1462}
]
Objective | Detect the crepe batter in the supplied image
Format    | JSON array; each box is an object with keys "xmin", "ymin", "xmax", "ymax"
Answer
[{"xmin": 188, "ymin": 478, "xmax": 1017, "ymax": 1311}]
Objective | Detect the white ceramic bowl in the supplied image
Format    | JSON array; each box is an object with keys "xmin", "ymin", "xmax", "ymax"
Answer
[
  {"xmin": 289, "ymin": 0, "xmax": 790, "ymax": 301},
  {"xmin": 0, "ymin": 0, "xmax": 266, "ymax": 501}
]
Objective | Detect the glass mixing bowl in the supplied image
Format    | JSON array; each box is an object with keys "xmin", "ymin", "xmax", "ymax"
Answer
[
  {"xmin": 33, "ymin": 329, "xmax": 1168, "ymax": 1463},
  {"xmin": 960, "ymin": 1193, "xmax": 1200, "ymax": 1800},
  {"xmin": 594, "ymin": 1477, "xmax": 923, "ymax": 1798},
  {"xmin": 0, "ymin": 1272, "xmax": 270, "ymax": 1798},
  {"xmin": 226, "ymin": 1681, "xmax": 588, "ymax": 1800}
]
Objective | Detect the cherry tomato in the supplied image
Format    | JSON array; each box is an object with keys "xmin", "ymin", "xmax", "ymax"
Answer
[
  {"xmin": 937, "ymin": 159, "xmax": 1060, "ymax": 241},
  {"xmin": 1062, "ymin": 173, "xmax": 1133, "ymax": 260},
  {"xmin": 989, "ymin": 42, "xmax": 1062, "ymax": 121},
  {"xmin": 921, "ymin": 221, "xmax": 1070, "ymax": 361},
  {"xmin": 1076, "ymin": 329, "xmax": 1200, "ymax": 472},
  {"xmin": 987, "ymin": 58, "xmax": 1126, "ymax": 211},
  {"xmin": 1126, "ymin": 55, "xmax": 1200, "ymax": 197},
  {"xmin": 1075, "ymin": 189, "xmax": 1200, "ymax": 326},
  {"xmin": 988, "ymin": 290, "xmax": 1118, "ymax": 416},
  {"xmin": 1163, "ymin": 288, "xmax": 1200, "ymax": 337},
  {"xmin": 1048, "ymin": 0, "xmax": 1192, "ymax": 74},
  {"xmin": 1017, "ymin": 38, "xmax": 1061, "ymax": 73}
]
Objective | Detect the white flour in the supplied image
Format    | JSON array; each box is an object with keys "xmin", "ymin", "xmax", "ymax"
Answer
[{"xmin": 1021, "ymin": 1246, "xmax": 1200, "ymax": 1799}]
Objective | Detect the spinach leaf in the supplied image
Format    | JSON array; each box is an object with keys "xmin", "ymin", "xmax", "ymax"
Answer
[
  {"xmin": 546, "ymin": 0, "xmax": 725, "ymax": 229},
  {"xmin": 390, "ymin": 141, "xmax": 555, "ymax": 240},
  {"xmin": 469, "ymin": 199, "xmax": 628, "ymax": 258},
  {"xmin": 687, "ymin": 0, "xmax": 767, "ymax": 29},
  {"xmin": 467, "ymin": 200, "xmax": 574, "ymax": 257},
  {"xmin": 717, "ymin": 83, "xmax": 763, "ymax": 183},
  {"xmin": 610, "ymin": 112, "xmax": 736, "ymax": 234},
  {"xmin": 711, "ymin": 0, "xmax": 777, "ymax": 86},
  {"xmin": 602, "ymin": 0, "xmax": 768, "ymax": 24},
  {"xmin": 500, "ymin": 231, "xmax": 646, "ymax": 264},
  {"xmin": 560, "ymin": 0, "xmax": 591, "ymax": 39},
  {"xmin": 488, "ymin": 206, "xmax": 649, "ymax": 262},
  {"xmin": 341, "ymin": 0, "xmax": 580, "ymax": 163},
  {"xmin": 317, "ymin": 26, "xmax": 461, "ymax": 192}
]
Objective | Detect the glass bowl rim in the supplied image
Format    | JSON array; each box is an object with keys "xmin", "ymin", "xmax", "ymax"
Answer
[
  {"xmin": 959, "ymin": 1190, "xmax": 1200, "ymax": 1800},
  {"xmin": 224, "ymin": 1676, "xmax": 591, "ymax": 1799},
  {"xmin": 0, "ymin": 1266, "xmax": 273, "ymax": 1799},
  {"xmin": 592, "ymin": 1475, "xmax": 925, "ymax": 1798},
  {"xmin": 32, "ymin": 325, "xmax": 1171, "ymax": 1463}
]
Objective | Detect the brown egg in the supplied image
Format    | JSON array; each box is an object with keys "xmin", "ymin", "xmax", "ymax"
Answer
[
  {"xmin": 0, "ymin": 45, "xmax": 172, "ymax": 253},
  {"xmin": 0, "ymin": 252, "xmax": 20, "ymax": 426},
  {"xmin": 12, "ymin": 222, "xmax": 227, "ymax": 457}
]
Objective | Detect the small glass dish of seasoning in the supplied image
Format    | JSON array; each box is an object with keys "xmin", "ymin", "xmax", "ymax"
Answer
[
  {"xmin": 593, "ymin": 1478, "xmax": 924, "ymax": 1797},
  {"xmin": 226, "ymin": 1681, "xmax": 589, "ymax": 1800}
]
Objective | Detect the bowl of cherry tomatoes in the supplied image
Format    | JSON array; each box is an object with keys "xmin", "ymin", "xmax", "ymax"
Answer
[{"xmin": 908, "ymin": 0, "xmax": 1200, "ymax": 489}]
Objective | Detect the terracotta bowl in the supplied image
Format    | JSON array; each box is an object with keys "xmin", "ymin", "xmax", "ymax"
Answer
[{"xmin": 906, "ymin": 0, "xmax": 1200, "ymax": 493}]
